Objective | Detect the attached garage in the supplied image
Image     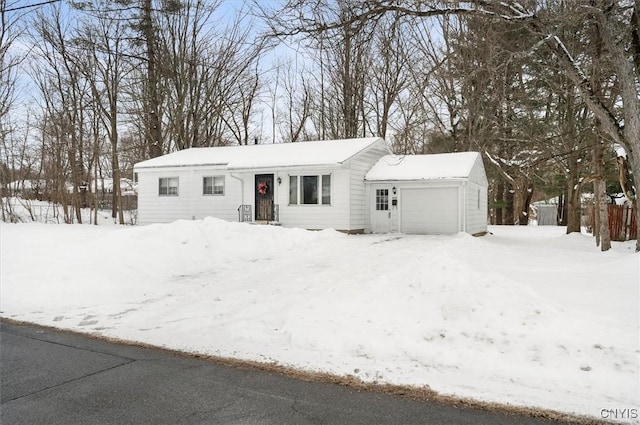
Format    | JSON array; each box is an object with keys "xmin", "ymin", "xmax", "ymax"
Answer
[
  {"xmin": 401, "ymin": 187, "xmax": 459, "ymax": 234},
  {"xmin": 364, "ymin": 152, "xmax": 488, "ymax": 235}
]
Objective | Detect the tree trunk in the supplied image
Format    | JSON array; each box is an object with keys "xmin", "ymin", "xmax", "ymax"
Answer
[
  {"xmin": 593, "ymin": 141, "xmax": 611, "ymax": 251},
  {"xmin": 565, "ymin": 156, "xmax": 582, "ymax": 233},
  {"xmin": 518, "ymin": 182, "xmax": 533, "ymax": 226},
  {"xmin": 93, "ymin": 155, "xmax": 98, "ymax": 225},
  {"xmin": 628, "ymin": 149, "xmax": 640, "ymax": 251},
  {"xmin": 557, "ymin": 192, "xmax": 564, "ymax": 226},
  {"xmin": 505, "ymin": 183, "xmax": 514, "ymax": 225},
  {"xmin": 495, "ymin": 180, "xmax": 504, "ymax": 225},
  {"xmin": 143, "ymin": 0, "xmax": 163, "ymax": 158},
  {"xmin": 566, "ymin": 184, "xmax": 582, "ymax": 233}
]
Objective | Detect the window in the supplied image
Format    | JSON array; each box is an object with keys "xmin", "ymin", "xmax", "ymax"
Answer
[
  {"xmin": 289, "ymin": 176, "xmax": 298, "ymax": 204},
  {"xmin": 289, "ymin": 174, "xmax": 331, "ymax": 205},
  {"xmin": 376, "ymin": 189, "xmax": 389, "ymax": 211},
  {"xmin": 322, "ymin": 175, "xmax": 331, "ymax": 204},
  {"xmin": 302, "ymin": 176, "xmax": 318, "ymax": 204},
  {"xmin": 203, "ymin": 176, "xmax": 224, "ymax": 195},
  {"xmin": 159, "ymin": 177, "xmax": 178, "ymax": 196}
]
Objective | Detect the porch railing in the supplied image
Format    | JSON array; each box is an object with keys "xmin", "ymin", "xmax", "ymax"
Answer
[
  {"xmin": 238, "ymin": 204, "xmax": 252, "ymax": 223},
  {"xmin": 237, "ymin": 204, "xmax": 279, "ymax": 223}
]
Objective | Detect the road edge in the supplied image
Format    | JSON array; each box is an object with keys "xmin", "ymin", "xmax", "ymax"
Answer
[{"xmin": 0, "ymin": 317, "xmax": 618, "ymax": 425}]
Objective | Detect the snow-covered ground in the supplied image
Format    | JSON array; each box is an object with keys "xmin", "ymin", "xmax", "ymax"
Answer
[
  {"xmin": 1, "ymin": 198, "xmax": 137, "ymax": 224},
  {"xmin": 1, "ymin": 218, "xmax": 638, "ymax": 422}
]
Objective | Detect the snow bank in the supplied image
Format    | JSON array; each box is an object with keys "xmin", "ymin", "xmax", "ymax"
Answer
[{"xmin": 1, "ymin": 219, "xmax": 638, "ymax": 422}]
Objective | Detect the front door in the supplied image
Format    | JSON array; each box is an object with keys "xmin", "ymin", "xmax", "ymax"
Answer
[
  {"xmin": 255, "ymin": 174, "xmax": 274, "ymax": 221},
  {"xmin": 372, "ymin": 186, "xmax": 392, "ymax": 233}
]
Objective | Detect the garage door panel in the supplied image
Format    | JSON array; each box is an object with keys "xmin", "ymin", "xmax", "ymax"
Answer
[{"xmin": 401, "ymin": 187, "xmax": 459, "ymax": 234}]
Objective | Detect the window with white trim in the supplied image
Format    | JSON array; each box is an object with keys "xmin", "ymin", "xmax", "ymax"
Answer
[
  {"xmin": 289, "ymin": 174, "xmax": 331, "ymax": 205},
  {"xmin": 203, "ymin": 176, "xmax": 225, "ymax": 195},
  {"xmin": 159, "ymin": 177, "xmax": 179, "ymax": 196}
]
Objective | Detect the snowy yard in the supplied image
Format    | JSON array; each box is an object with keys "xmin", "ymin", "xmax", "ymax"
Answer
[{"xmin": 1, "ymin": 218, "xmax": 638, "ymax": 422}]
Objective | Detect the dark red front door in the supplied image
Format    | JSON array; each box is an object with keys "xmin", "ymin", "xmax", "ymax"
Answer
[{"xmin": 255, "ymin": 174, "xmax": 274, "ymax": 221}]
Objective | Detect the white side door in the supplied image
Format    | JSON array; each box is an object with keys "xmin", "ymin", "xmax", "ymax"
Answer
[{"xmin": 371, "ymin": 186, "xmax": 392, "ymax": 233}]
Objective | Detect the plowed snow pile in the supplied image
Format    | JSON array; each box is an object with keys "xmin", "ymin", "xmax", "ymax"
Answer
[{"xmin": 1, "ymin": 219, "xmax": 638, "ymax": 422}]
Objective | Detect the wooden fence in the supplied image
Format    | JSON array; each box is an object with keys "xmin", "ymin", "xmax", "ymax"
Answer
[{"xmin": 608, "ymin": 205, "xmax": 637, "ymax": 241}]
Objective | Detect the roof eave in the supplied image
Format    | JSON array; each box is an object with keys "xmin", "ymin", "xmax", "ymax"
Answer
[
  {"xmin": 134, "ymin": 162, "xmax": 229, "ymax": 170},
  {"xmin": 364, "ymin": 176, "xmax": 469, "ymax": 182}
]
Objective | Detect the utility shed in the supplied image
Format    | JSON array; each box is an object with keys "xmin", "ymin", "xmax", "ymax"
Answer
[{"xmin": 364, "ymin": 152, "xmax": 488, "ymax": 235}]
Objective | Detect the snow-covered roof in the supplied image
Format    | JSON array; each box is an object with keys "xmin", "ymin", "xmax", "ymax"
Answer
[
  {"xmin": 6, "ymin": 180, "xmax": 45, "ymax": 191},
  {"xmin": 134, "ymin": 137, "xmax": 386, "ymax": 170},
  {"xmin": 365, "ymin": 152, "xmax": 481, "ymax": 181},
  {"xmin": 94, "ymin": 178, "xmax": 137, "ymax": 194}
]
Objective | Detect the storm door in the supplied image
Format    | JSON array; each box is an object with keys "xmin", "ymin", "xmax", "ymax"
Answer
[{"xmin": 255, "ymin": 174, "xmax": 274, "ymax": 221}]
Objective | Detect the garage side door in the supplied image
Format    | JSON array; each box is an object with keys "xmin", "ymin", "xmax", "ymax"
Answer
[{"xmin": 401, "ymin": 187, "xmax": 459, "ymax": 234}]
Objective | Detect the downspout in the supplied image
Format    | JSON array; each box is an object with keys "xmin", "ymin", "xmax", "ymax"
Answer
[
  {"xmin": 230, "ymin": 172, "xmax": 248, "ymax": 222},
  {"xmin": 229, "ymin": 173, "xmax": 244, "ymax": 204}
]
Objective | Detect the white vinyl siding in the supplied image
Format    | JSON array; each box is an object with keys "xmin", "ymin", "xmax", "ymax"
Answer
[
  {"xmin": 137, "ymin": 168, "xmax": 241, "ymax": 224},
  {"xmin": 466, "ymin": 157, "xmax": 488, "ymax": 234},
  {"xmin": 277, "ymin": 168, "xmax": 350, "ymax": 230},
  {"xmin": 348, "ymin": 140, "xmax": 389, "ymax": 230},
  {"xmin": 466, "ymin": 181, "xmax": 488, "ymax": 235}
]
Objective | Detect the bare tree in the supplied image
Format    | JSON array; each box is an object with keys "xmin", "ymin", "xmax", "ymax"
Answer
[
  {"xmin": 366, "ymin": 12, "xmax": 410, "ymax": 138},
  {"xmin": 30, "ymin": 6, "xmax": 93, "ymax": 223},
  {"xmin": 264, "ymin": 0, "xmax": 639, "ymax": 250},
  {"xmin": 277, "ymin": 0, "xmax": 375, "ymax": 140},
  {"xmin": 73, "ymin": 0, "xmax": 132, "ymax": 224},
  {"xmin": 0, "ymin": 0, "xmax": 23, "ymax": 124},
  {"xmin": 223, "ymin": 64, "xmax": 261, "ymax": 145},
  {"xmin": 0, "ymin": 0, "xmax": 24, "ymax": 221},
  {"xmin": 157, "ymin": 0, "xmax": 220, "ymax": 150},
  {"xmin": 276, "ymin": 59, "xmax": 312, "ymax": 143}
]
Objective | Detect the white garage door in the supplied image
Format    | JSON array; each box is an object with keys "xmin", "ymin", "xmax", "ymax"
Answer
[{"xmin": 401, "ymin": 187, "xmax": 459, "ymax": 234}]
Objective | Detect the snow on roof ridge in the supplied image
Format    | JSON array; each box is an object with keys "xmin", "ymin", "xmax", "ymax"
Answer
[{"xmin": 134, "ymin": 137, "xmax": 385, "ymax": 170}]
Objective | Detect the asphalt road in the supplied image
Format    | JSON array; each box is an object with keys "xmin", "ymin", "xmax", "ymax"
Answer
[{"xmin": 1, "ymin": 321, "xmax": 566, "ymax": 425}]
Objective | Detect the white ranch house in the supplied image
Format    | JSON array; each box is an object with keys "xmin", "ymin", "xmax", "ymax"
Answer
[{"xmin": 134, "ymin": 137, "xmax": 488, "ymax": 235}]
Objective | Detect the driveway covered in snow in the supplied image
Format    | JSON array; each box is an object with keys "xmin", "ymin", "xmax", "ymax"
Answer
[{"xmin": 1, "ymin": 220, "xmax": 638, "ymax": 422}]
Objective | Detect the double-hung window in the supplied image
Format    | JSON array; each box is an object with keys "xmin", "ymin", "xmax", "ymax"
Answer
[
  {"xmin": 203, "ymin": 176, "xmax": 225, "ymax": 195},
  {"xmin": 159, "ymin": 177, "xmax": 179, "ymax": 196},
  {"xmin": 289, "ymin": 174, "xmax": 331, "ymax": 205}
]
